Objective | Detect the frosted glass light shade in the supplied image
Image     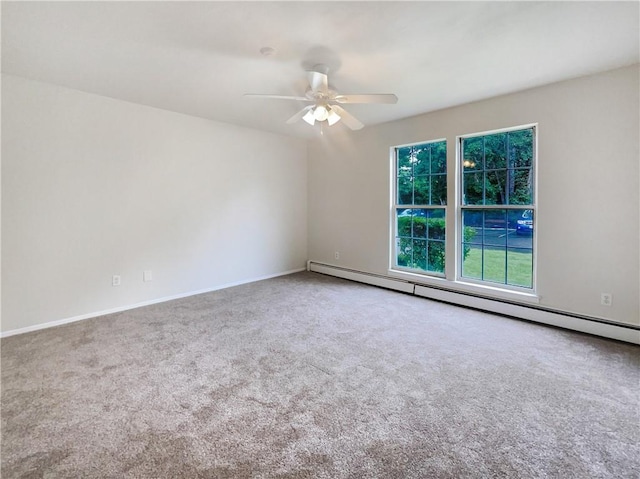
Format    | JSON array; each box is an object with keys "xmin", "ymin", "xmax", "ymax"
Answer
[
  {"xmin": 327, "ymin": 108, "xmax": 341, "ymax": 126},
  {"xmin": 313, "ymin": 105, "xmax": 329, "ymax": 121},
  {"xmin": 302, "ymin": 109, "xmax": 316, "ymax": 125}
]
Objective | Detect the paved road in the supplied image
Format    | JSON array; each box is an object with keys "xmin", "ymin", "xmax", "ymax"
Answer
[{"xmin": 467, "ymin": 227, "xmax": 532, "ymax": 249}]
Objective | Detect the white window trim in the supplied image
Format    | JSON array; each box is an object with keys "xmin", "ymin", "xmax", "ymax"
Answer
[
  {"xmin": 456, "ymin": 123, "xmax": 538, "ymax": 293},
  {"xmin": 389, "ymin": 138, "xmax": 448, "ymax": 277},
  {"xmin": 389, "ymin": 124, "xmax": 539, "ymax": 303}
]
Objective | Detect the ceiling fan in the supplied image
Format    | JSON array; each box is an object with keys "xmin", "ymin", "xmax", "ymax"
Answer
[{"xmin": 244, "ymin": 64, "xmax": 398, "ymax": 130}]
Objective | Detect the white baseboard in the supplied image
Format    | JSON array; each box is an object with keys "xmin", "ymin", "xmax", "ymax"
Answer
[
  {"xmin": 308, "ymin": 261, "xmax": 415, "ymax": 294},
  {"xmin": 308, "ymin": 262, "xmax": 640, "ymax": 345},
  {"xmin": 1, "ymin": 268, "xmax": 306, "ymax": 338}
]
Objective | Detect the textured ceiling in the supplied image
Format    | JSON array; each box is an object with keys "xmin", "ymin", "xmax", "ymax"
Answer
[{"xmin": 2, "ymin": 1, "xmax": 639, "ymax": 138}]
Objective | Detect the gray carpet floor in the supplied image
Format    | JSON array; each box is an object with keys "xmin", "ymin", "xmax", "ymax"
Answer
[{"xmin": 1, "ymin": 271, "xmax": 639, "ymax": 478}]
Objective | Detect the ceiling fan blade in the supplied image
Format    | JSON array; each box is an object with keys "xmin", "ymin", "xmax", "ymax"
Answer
[
  {"xmin": 330, "ymin": 105, "xmax": 364, "ymax": 130},
  {"xmin": 244, "ymin": 94, "xmax": 310, "ymax": 101},
  {"xmin": 286, "ymin": 105, "xmax": 314, "ymax": 124},
  {"xmin": 308, "ymin": 71, "xmax": 328, "ymax": 93},
  {"xmin": 334, "ymin": 94, "xmax": 398, "ymax": 104}
]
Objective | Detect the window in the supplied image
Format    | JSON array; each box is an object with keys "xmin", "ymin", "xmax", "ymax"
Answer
[
  {"xmin": 460, "ymin": 126, "xmax": 535, "ymax": 289},
  {"xmin": 390, "ymin": 125, "xmax": 536, "ymax": 293},
  {"xmin": 393, "ymin": 140, "xmax": 447, "ymax": 275}
]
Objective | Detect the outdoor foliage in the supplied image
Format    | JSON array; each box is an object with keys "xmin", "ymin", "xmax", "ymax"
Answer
[
  {"xmin": 395, "ymin": 128, "xmax": 534, "ymax": 284},
  {"xmin": 397, "ymin": 131, "xmax": 533, "ymax": 208},
  {"xmin": 397, "ymin": 216, "xmax": 476, "ymax": 273},
  {"xmin": 397, "ymin": 141, "xmax": 447, "ymax": 205},
  {"xmin": 462, "ymin": 128, "xmax": 533, "ymax": 206}
]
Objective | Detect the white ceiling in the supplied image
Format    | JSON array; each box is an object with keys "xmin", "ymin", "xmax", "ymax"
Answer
[{"xmin": 2, "ymin": 1, "xmax": 638, "ymax": 139}]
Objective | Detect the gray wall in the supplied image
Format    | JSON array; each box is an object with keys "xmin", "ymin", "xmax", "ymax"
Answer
[
  {"xmin": 2, "ymin": 74, "xmax": 308, "ymax": 333},
  {"xmin": 3, "ymin": 65, "xmax": 638, "ymax": 333},
  {"xmin": 308, "ymin": 65, "xmax": 639, "ymax": 327}
]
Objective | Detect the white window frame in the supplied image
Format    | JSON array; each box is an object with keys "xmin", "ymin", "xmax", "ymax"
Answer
[
  {"xmin": 390, "ymin": 138, "xmax": 448, "ymax": 277},
  {"xmin": 389, "ymin": 124, "xmax": 539, "ymax": 303},
  {"xmin": 456, "ymin": 124, "xmax": 538, "ymax": 294}
]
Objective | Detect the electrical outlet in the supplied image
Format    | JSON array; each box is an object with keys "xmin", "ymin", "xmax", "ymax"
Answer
[
  {"xmin": 143, "ymin": 270, "xmax": 153, "ymax": 282},
  {"xmin": 601, "ymin": 293, "xmax": 612, "ymax": 306},
  {"xmin": 112, "ymin": 275, "xmax": 121, "ymax": 287},
  {"xmin": 334, "ymin": 251, "xmax": 340, "ymax": 260}
]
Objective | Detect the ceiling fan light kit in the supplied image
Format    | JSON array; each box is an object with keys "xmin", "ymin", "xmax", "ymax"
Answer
[
  {"xmin": 313, "ymin": 105, "xmax": 329, "ymax": 121},
  {"xmin": 301, "ymin": 104, "xmax": 342, "ymax": 126},
  {"xmin": 244, "ymin": 64, "xmax": 398, "ymax": 131},
  {"xmin": 302, "ymin": 109, "xmax": 316, "ymax": 126},
  {"xmin": 326, "ymin": 108, "xmax": 341, "ymax": 126}
]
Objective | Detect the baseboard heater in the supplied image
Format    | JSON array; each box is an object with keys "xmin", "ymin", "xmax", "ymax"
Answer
[{"xmin": 307, "ymin": 261, "xmax": 640, "ymax": 345}]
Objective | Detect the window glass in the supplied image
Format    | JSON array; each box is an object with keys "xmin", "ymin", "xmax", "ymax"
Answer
[
  {"xmin": 393, "ymin": 140, "xmax": 447, "ymax": 275},
  {"xmin": 460, "ymin": 124, "xmax": 535, "ymax": 291},
  {"xmin": 391, "ymin": 126, "xmax": 535, "ymax": 291}
]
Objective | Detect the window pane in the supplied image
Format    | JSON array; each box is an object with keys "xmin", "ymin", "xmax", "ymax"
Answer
[
  {"xmin": 414, "ymin": 147, "xmax": 430, "ymax": 175},
  {"xmin": 398, "ymin": 176, "xmax": 413, "ymax": 204},
  {"xmin": 463, "ymin": 137, "xmax": 483, "ymax": 170},
  {"xmin": 512, "ymin": 209, "xmax": 534, "ymax": 242},
  {"xmin": 462, "ymin": 210, "xmax": 482, "ymax": 244},
  {"xmin": 508, "ymin": 129, "xmax": 534, "ymax": 169},
  {"xmin": 412, "ymin": 210, "xmax": 427, "ymax": 238},
  {"xmin": 462, "ymin": 244, "xmax": 482, "ymax": 280},
  {"xmin": 485, "ymin": 133, "xmax": 507, "ymax": 170},
  {"xmin": 426, "ymin": 209, "xmax": 446, "ymax": 240},
  {"xmin": 461, "ymin": 209, "xmax": 481, "ymax": 279},
  {"xmin": 398, "ymin": 147, "xmax": 412, "ymax": 175},
  {"xmin": 432, "ymin": 174, "xmax": 447, "ymax": 205},
  {"xmin": 484, "ymin": 170, "xmax": 507, "ymax": 205},
  {"xmin": 396, "ymin": 209, "xmax": 412, "ymax": 237},
  {"xmin": 395, "ymin": 209, "xmax": 446, "ymax": 275},
  {"xmin": 482, "ymin": 248, "xmax": 507, "ymax": 284},
  {"xmin": 462, "ymin": 128, "xmax": 533, "ymax": 208},
  {"xmin": 431, "ymin": 141, "xmax": 447, "ymax": 174},
  {"xmin": 412, "ymin": 239, "xmax": 427, "ymax": 270},
  {"xmin": 509, "ymin": 168, "xmax": 533, "ymax": 205},
  {"xmin": 462, "ymin": 208, "xmax": 534, "ymax": 288},
  {"xmin": 507, "ymin": 248, "xmax": 533, "ymax": 288},
  {"xmin": 483, "ymin": 209, "xmax": 507, "ymax": 246},
  {"xmin": 394, "ymin": 140, "xmax": 447, "ymax": 277},
  {"xmin": 396, "ymin": 237, "xmax": 412, "ymax": 267},
  {"xmin": 463, "ymin": 172, "xmax": 483, "ymax": 205},
  {"xmin": 413, "ymin": 176, "xmax": 430, "ymax": 205},
  {"xmin": 427, "ymin": 240, "xmax": 445, "ymax": 273},
  {"xmin": 458, "ymin": 127, "xmax": 534, "ymax": 289}
]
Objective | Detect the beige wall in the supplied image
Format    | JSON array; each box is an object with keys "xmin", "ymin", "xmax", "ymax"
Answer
[
  {"xmin": 308, "ymin": 65, "xmax": 640, "ymax": 326},
  {"xmin": 3, "ymin": 66, "xmax": 638, "ymax": 334},
  {"xmin": 1, "ymin": 74, "xmax": 308, "ymax": 333}
]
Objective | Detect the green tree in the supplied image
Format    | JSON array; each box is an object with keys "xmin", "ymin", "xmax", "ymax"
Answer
[
  {"xmin": 396, "ymin": 141, "xmax": 447, "ymax": 206},
  {"xmin": 397, "ymin": 216, "xmax": 476, "ymax": 272},
  {"xmin": 462, "ymin": 129, "xmax": 533, "ymax": 206}
]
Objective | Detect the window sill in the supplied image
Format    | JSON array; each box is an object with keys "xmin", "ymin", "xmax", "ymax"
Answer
[{"xmin": 388, "ymin": 268, "xmax": 540, "ymax": 304}]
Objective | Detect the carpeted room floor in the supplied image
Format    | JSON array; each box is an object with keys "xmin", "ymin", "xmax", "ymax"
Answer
[{"xmin": 1, "ymin": 271, "xmax": 639, "ymax": 478}]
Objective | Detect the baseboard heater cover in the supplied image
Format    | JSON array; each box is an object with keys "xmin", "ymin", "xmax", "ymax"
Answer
[
  {"xmin": 308, "ymin": 262, "xmax": 414, "ymax": 294},
  {"xmin": 308, "ymin": 261, "xmax": 639, "ymax": 345}
]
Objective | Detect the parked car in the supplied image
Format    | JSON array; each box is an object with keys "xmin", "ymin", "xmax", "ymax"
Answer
[
  {"xmin": 516, "ymin": 209, "xmax": 533, "ymax": 235},
  {"xmin": 397, "ymin": 209, "xmax": 427, "ymax": 217}
]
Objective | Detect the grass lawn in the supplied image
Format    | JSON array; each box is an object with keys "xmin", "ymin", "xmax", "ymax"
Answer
[{"xmin": 463, "ymin": 247, "xmax": 532, "ymax": 288}]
